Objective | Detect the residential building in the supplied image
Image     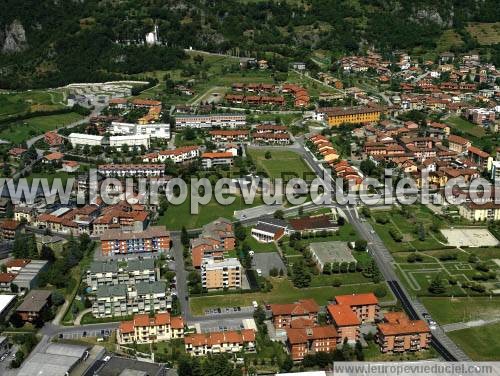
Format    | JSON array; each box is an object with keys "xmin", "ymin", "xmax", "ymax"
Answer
[
  {"xmin": 97, "ymin": 164, "xmax": 165, "ymax": 178},
  {"xmin": 270, "ymin": 299, "xmax": 320, "ymax": 329},
  {"xmin": 286, "ymin": 326, "xmax": 339, "ymax": 361},
  {"xmin": 184, "ymin": 329, "xmax": 256, "ymax": 356},
  {"xmin": 201, "ymin": 258, "xmax": 242, "ymax": 290},
  {"xmin": 289, "ymin": 214, "xmax": 337, "ymax": 235},
  {"xmin": 0, "ymin": 294, "xmax": 16, "ymax": 320},
  {"xmin": 376, "ymin": 312, "xmax": 431, "ymax": 353},
  {"xmin": 68, "ymin": 133, "xmax": 104, "ymax": 147},
  {"xmin": 209, "ymin": 130, "xmax": 249, "ymax": 143},
  {"xmin": 86, "ymin": 258, "xmax": 157, "ymax": 291},
  {"xmin": 16, "ymin": 290, "xmax": 52, "ymax": 323},
  {"xmin": 458, "ymin": 202, "xmax": 500, "ymax": 221},
  {"xmin": 327, "ymin": 304, "xmax": 360, "ymax": 344},
  {"xmin": 44, "ymin": 131, "xmax": 63, "ymax": 146},
  {"xmin": 109, "ymin": 134, "xmax": 150, "ymax": 150},
  {"xmin": 62, "ymin": 160, "xmax": 80, "ymax": 172},
  {"xmin": 92, "ymin": 281, "xmax": 169, "ymax": 318},
  {"xmin": 6, "ymin": 259, "xmax": 49, "ymax": 291},
  {"xmin": 251, "ymin": 132, "xmax": 291, "ymax": 145},
  {"xmin": 201, "ymin": 151, "xmax": 234, "ymax": 168},
  {"xmin": 175, "ymin": 114, "xmax": 246, "ymax": 129},
  {"xmin": 111, "ymin": 121, "xmax": 170, "ymax": 140},
  {"xmin": 142, "ymin": 146, "xmax": 200, "ymax": 164},
  {"xmin": 13, "ymin": 206, "xmax": 35, "ymax": 223},
  {"xmin": 100, "ymin": 226, "xmax": 170, "ymax": 256},
  {"xmin": 190, "ymin": 218, "xmax": 236, "ymax": 268},
  {"xmin": 0, "ymin": 273, "xmax": 16, "ymax": 292},
  {"xmin": 0, "ymin": 219, "xmax": 22, "ymax": 240},
  {"xmin": 326, "ymin": 106, "xmax": 382, "ymax": 126},
  {"xmin": 117, "ymin": 312, "xmax": 184, "ymax": 345},
  {"xmin": 334, "ymin": 293, "xmax": 379, "ymax": 323},
  {"xmin": 447, "ymin": 134, "xmax": 471, "ymax": 153}
]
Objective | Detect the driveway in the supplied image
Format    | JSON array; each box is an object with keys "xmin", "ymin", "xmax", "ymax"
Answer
[{"xmin": 252, "ymin": 252, "xmax": 286, "ymax": 277}]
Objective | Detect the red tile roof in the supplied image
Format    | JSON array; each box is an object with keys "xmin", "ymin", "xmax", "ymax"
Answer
[
  {"xmin": 378, "ymin": 312, "xmax": 430, "ymax": 336},
  {"xmin": 335, "ymin": 293, "xmax": 379, "ymax": 307},
  {"xmin": 327, "ymin": 304, "xmax": 360, "ymax": 327},
  {"xmin": 286, "ymin": 326, "xmax": 338, "ymax": 344},
  {"xmin": 0, "ymin": 273, "xmax": 16, "ymax": 283}
]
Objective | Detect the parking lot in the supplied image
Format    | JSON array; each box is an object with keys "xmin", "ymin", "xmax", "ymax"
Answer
[
  {"xmin": 55, "ymin": 328, "xmax": 114, "ymax": 340},
  {"xmin": 197, "ymin": 318, "xmax": 252, "ymax": 333},
  {"xmin": 204, "ymin": 305, "xmax": 254, "ymax": 317},
  {"xmin": 252, "ymin": 252, "xmax": 286, "ymax": 277}
]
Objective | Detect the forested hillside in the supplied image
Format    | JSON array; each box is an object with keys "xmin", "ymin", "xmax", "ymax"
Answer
[{"xmin": 0, "ymin": 0, "xmax": 499, "ymax": 89}]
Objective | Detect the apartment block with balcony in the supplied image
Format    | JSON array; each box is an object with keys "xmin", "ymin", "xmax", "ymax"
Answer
[
  {"xmin": 376, "ymin": 312, "xmax": 431, "ymax": 353},
  {"xmin": 269, "ymin": 299, "xmax": 320, "ymax": 329},
  {"xmin": 101, "ymin": 226, "xmax": 170, "ymax": 256},
  {"xmin": 334, "ymin": 293, "xmax": 380, "ymax": 323},
  {"xmin": 117, "ymin": 312, "xmax": 184, "ymax": 345},
  {"xmin": 184, "ymin": 329, "xmax": 256, "ymax": 356},
  {"xmin": 327, "ymin": 304, "xmax": 360, "ymax": 344},
  {"xmin": 286, "ymin": 326, "xmax": 339, "ymax": 361},
  {"xmin": 201, "ymin": 258, "xmax": 242, "ymax": 290}
]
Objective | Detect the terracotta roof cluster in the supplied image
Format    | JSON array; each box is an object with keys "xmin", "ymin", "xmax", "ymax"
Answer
[
  {"xmin": 201, "ymin": 152, "xmax": 234, "ymax": 159},
  {"xmin": 44, "ymin": 152, "xmax": 64, "ymax": 161},
  {"xmin": 185, "ymin": 329, "xmax": 255, "ymax": 347},
  {"xmin": 5, "ymin": 259, "xmax": 31, "ymax": 268},
  {"xmin": 0, "ymin": 219, "xmax": 21, "ymax": 231},
  {"xmin": 335, "ymin": 293, "xmax": 379, "ymax": 307},
  {"xmin": 286, "ymin": 326, "xmax": 338, "ymax": 344},
  {"xmin": 327, "ymin": 304, "xmax": 360, "ymax": 327},
  {"xmin": 101, "ymin": 226, "xmax": 169, "ymax": 241},
  {"xmin": 308, "ymin": 134, "xmax": 339, "ymax": 161},
  {"xmin": 377, "ymin": 311, "xmax": 430, "ymax": 336},
  {"xmin": 289, "ymin": 214, "xmax": 336, "ymax": 231},
  {"xmin": 282, "ymin": 84, "xmax": 310, "ymax": 107},
  {"xmin": 119, "ymin": 312, "xmax": 184, "ymax": 334},
  {"xmin": 270, "ymin": 299, "xmax": 319, "ymax": 316}
]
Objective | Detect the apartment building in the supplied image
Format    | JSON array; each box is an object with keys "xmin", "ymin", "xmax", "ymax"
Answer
[
  {"xmin": 117, "ymin": 312, "xmax": 184, "ymax": 345},
  {"xmin": 13, "ymin": 206, "xmax": 36, "ymax": 223},
  {"xmin": 68, "ymin": 133, "xmax": 104, "ymax": 147},
  {"xmin": 201, "ymin": 151, "xmax": 234, "ymax": 168},
  {"xmin": 92, "ymin": 281, "xmax": 169, "ymax": 318},
  {"xmin": 326, "ymin": 106, "xmax": 382, "ymax": 127},
  {"xmin": 100, "ymin": 226, "xmax": 170, "ymax": 256},
  {"xmin": 111, "ymin": 121, "xmax": 170, "ymax": 140},
  {"xmin": 3, "ymin": 259, "xmax": 48, "ymax": 291},
  {"xmin": 334, "ymin": 293, "xmax": 379, "ymax": 323},
  {"xmin": 251, "ymin": 132, "xmax": 291, "ymax": 145},
  {"xmin": 142, "ymin": 146, "xmax": 200, "ymax": 164},
  {"xmin": 447, "ymin": 134, "xmax": 471, "ymax": 153},
  {"xmin": 0, "ymin": 220, "xmax": 22, "ymax": 240},
  {"xmin": 209, "ymin": 130, "xmax": 249, "ymax": 143},
  {"xmin": 175, "ymin": 114, "xmax": 246, "ymax": 129},
  {"xmin": 16, "ymin": 290, "xmax": 52, "ymax": 323},
  {"xmin": 190, "ymin": 218, "xmax": 236, "ymax": 268},
  {"xmin": 458, "ymin": 201, "xmax": 500, "ymax": 222},
  {"xmin": 327, "ymin": 304, "xmax": 360, "ymax": 344},
  {"xmin": 376, "ymin": 312, "xmax": 431, "ymax": 353},
  {"xmin": 97, "ymin": 164, "xmax": 165, "ymax": 178},
  {"xmin": 286, "ymin": 326, "xmax": 339, "ymax": 361},
  {"xmin": 201, "ymin": 258, "xmax": 242, "ymax": 290},
  {"xmin": 86, "ymin": 259, "xmax": 157, "ymax": 291},
  {"xmin": 269, "ymin": 299, "xmax": 320, "ymax": 329},
  {"xmin": 184, "ymin": 329, "xmax": 256, "ymax": 356},
  {"xmin": 109, "ymin": 135, "xmax": 150, "ymax": 150}
]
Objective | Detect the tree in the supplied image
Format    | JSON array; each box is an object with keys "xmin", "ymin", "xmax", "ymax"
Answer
[
  {"xmin": 10, "ymin": 283, "xmax": 18, "ymax": 293},
  {"xmin": 181, "ymin": 226, "xmax": 189, "ymax": 247},
  {"xmin": 291, "ymin": 260, "xmax": 311, "ymax": 288},
  {"xmin": 354, "ymin": 239, "xmax": 367, "ymax": 252},
  {"xmin": 40, "ymin": 244, "xmax": 55, "ymax": 262},
  {"xmin": 253, "ymin": 305, "xmax": 266, "ymax": 325},
  {"xmin": 52, "ymin": 291, "xmax": 65, "ymax": 306},
  {"xmin": 428, "ymin": 273, "xmax": 447, "ymax": 294},
  {"xmin": 337, "ymin": 216, "xmax": 345, "ymax": 226},
  {"xmin": 265, "ymin": 151, "xmax": 272, "ymax": 159},
  {"xmin": 282, "ymin": 356, "xmax": 293, "ymax": 372},
  {"xmin": 274, "ymin": 210, "xmax": 284, "ymax": 219},
  {"xmin": 417, "ymin": 223, "xmax": 426, "ymax": 241},
  {"xmin": 9, "ymin": 312, "xmax": 23, "ymax": 328}
]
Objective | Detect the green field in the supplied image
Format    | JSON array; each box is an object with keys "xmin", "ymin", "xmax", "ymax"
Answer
[
  {"xmin": 420, "ymin": 297, "xmax": 500, "ymax": 325},
  {"xmin": 0, "ymin": 112, "xmax": 84, "ymax": 143},
  {"xmin": 158, "ymin": 194, "xmax": 263, "ymax": 230},
  {"xmin": 0, "ymin": 90, "xmax": 66, "ymax": 121},
  {"xmin": 189, "ymin": 277, "xmax": 393, "ymax": 315},
  {"xmin": 242, "ymin": 227, "xmax": 278, "ymax": 253},
  {"xmin": 446, "ymin": 116, "xmax": 486, "ymax": 138},
  {"xmin": 448, "ymin": 322, "xmax": 500, "ymax": 360},
  {"xmin": 246, "ymin": 148, "xmax": 314, "ymax": 181},
  {"xmin": 466, "ymin": 22, "xmax": 500, "ymax": 46}
]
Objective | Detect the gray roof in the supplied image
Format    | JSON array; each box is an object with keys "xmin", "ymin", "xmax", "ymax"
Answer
[
  {"xmin": 17, "ymin": 343, "xmax": 88, "ymax": 376},
  {"xmin": 90, "ymin": 260, "xmax": 119, "ymax": 273},
  {"xmin": 258, "ymin": 216, "xmax": 288, "ymax": 229},
  {"xmin": 96, "ymin": 284, "xmax": 127, "ymax": 298},
  {"xmin": 309, "ymin": 241, "xmax": 357, "ymax": 265},
  {"xmin": 95, "ymin": 356, "xmax": 164, "ymax": 376},
  {"xmin": 16, "ymin": 290, "xmax": 52, "ymax": 313},
  {"xmin": 136, "ymin": 281, "xmax": 166, "ymax": 295},
  {"xmin": 253, "ymin": 222, "xmax": 283, "ymax": 235},
  {"xmin": 126, "ymin": 258, "xmax": 154, "ymax": 272}
]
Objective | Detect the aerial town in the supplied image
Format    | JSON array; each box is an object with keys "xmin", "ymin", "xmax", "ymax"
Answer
[{"xmin": 0, "ymin": 2, "xmax": 500, "ymax": 376}]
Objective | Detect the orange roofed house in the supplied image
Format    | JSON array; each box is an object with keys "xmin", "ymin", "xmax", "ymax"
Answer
[
  {"xmin": 190, "ymin": 218, "xmax": 236, "ymax": 268},
  {"xmin": 270, "ymin": 299, "xmax": 320, "ymax": 329},
  {"xmin": 101, "ymin": 226, "xmax": 170, "ymax": 256},
  {"xmin": 286, "ymin": 326, "xmax": 339, "ymax": 361},
  {"xmin": 334, "ymin": 293, "xmax": 379, "ymax": 323},
  {"xmin": 376, "ymin": 312, "xmax": 431, "ymax": 353},
  {"xmin": 117, "ymin": 312, "xmax": 184, "ymax": 345},
  {"xmin": 184, "ymin": 329, "xmax": 256, "ymax": 356},
  {"xmin": 327, "ymin": 304, "xmax": 360, "ymax": 344}
]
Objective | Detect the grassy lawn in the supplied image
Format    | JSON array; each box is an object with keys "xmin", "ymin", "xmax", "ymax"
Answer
[
  {"xmin": 446, "ymin": 116, "xmax": 486, "ymax": 138},
  {"xmin": 189, "ymin": 277, "xmax": 393, "ymax": 315},
  {"xmin": 420, "ymin": 297, "xmax": 500, "ymax": 325},
  {"xmin": 448, "ymin": 322, "xmax": 500, "ymax": 360},
  {"xmin": 0, "ymin": 112, "xmax": 84, "ymax": 143},
  {"xmin": 158, "ymin": 195, "xmax": 263, "ymax": 230},
  {"xmin": 0, "ymin": 90, "xmax": 66, "ymax": 121},
  {"xmin": 246, "ymin": 148, "xmax": 314, "ymax": 181}
]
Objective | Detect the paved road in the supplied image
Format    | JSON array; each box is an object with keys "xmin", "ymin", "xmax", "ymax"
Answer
[
  {"xmin": 442, "ymin": 317, "xmax": 500, "ymax": 333},
  {"xmin": 295, "ymin": 137, "xmax": 469, "ymax": 361}
]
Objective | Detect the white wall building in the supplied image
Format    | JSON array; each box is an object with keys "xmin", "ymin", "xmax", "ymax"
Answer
[
  {"xmin": 109, "ymin": 135, "xmax": 150, "ymax": 150},
  {"xmin": 175, "ymin": 114, "xmax": 246, "ymax": 129},
  {"xmin": 111, "ymin": 122, "xmax": 170, "ymax": 140},
  {"xmin": 69, "ymin": 133, "xmax": 104, "ymax": 147}
]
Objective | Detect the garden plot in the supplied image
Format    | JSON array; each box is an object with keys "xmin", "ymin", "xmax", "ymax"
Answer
[{"xmin": 440, "ymin": 228, "xmax": 499, "ymax": 248}]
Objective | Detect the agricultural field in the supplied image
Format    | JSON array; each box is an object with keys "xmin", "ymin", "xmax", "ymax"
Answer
[
  {"xmin": 445, "ymin": 116, "xmax": 486, "ymax": 138},
  {"xmin": 466, "ymin": 22, "xmax": 500, "ymax": 45},
  {"xmin": 0, "ymin": 90, "xmax": 66, "ymax": 121},
  {"xmin": 436, "ymin": 29, "xmax": 464, "ymax": 52},
  {"xmin": 246, "ymin": 148, "xmax": 314, "ymax": 181},
  {"xmin": 0, "ymin": 112, "xmax": 84, "ymax": 144}
]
